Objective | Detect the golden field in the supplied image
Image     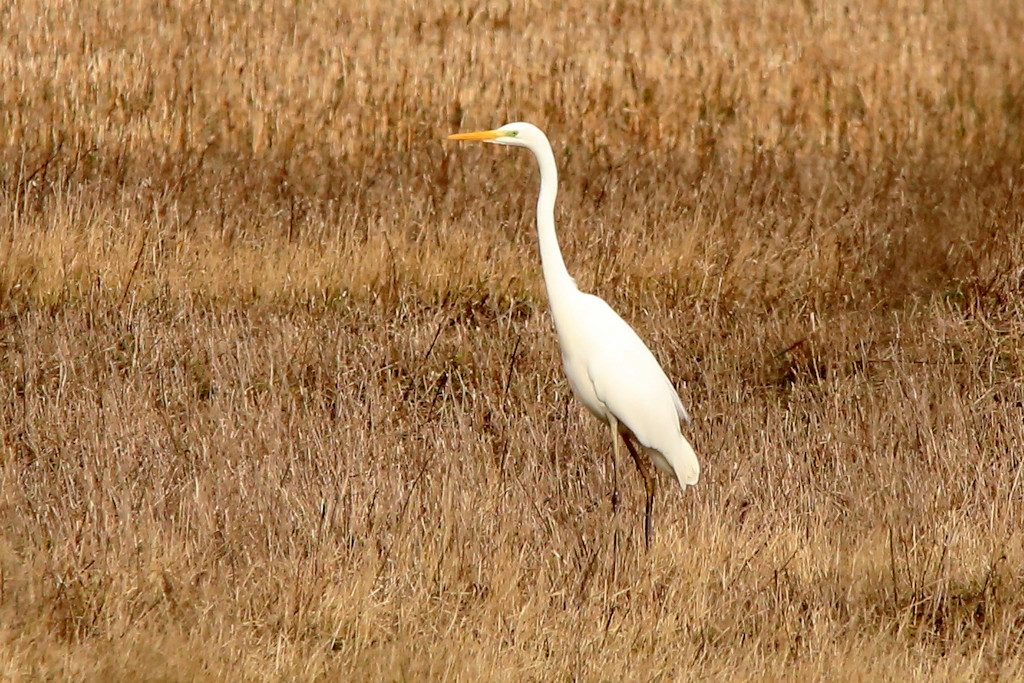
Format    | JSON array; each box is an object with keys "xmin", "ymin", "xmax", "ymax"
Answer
[{"xmin": 1, "ymin": 0, "xmax": 1023, "ymax": 679}]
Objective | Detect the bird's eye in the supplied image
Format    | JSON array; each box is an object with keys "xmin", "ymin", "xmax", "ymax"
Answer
[{"xmin": 506, "ymin": 131, "xmax": 519, "ymax": 137}]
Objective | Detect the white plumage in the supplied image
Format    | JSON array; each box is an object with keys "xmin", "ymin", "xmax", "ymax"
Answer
[{"xmin": 448, "ymin": 122, "xmax": 699, "ymax": 545}]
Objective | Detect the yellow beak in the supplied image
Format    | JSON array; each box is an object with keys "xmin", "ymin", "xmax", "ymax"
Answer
[{"xmin": 447, "ymin": 129, "xmax": 504, "ymax": 141}]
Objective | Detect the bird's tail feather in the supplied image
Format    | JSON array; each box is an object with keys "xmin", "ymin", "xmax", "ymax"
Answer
[{"xmin": 666, "ymin": 435, "xmax": 700, "ymax": 490}]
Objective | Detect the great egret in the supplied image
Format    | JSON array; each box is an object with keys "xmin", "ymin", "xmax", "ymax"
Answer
[{"xmin": 448, "ymin": 122, "xmax": 699, "ymax": 546}]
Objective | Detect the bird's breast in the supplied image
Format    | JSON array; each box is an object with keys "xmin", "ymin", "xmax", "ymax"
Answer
[{"xmin": 560, "ymin": 350, "xmax": 608, "ymax": 421}]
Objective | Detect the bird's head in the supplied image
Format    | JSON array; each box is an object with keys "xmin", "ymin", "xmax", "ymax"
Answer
[{"xmin": 447, "ymin": 121, "xmax": 545, "ymax": 150}]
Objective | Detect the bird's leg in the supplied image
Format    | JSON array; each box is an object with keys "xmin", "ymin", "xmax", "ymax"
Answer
[
  {"xmin": 607, "ymin": 416, "xmax": 621, "ymax": 513},
  {"xmin": 623, "ymin": 435, "xmax": 656, "ymax": 549},
  {"xmin": 607, "ymin": 416, "xmax": 625, "ymax": 583}
]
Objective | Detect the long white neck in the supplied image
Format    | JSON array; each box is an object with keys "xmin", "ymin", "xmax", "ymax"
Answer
[{"xmin": 530, "ymin": 141, "xmax": 575, "ymax": 303}]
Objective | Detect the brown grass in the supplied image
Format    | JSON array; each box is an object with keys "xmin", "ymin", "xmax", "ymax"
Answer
[{"xmin": 2, "ymin": 0, "xmax": 1024, "ymax": 679}]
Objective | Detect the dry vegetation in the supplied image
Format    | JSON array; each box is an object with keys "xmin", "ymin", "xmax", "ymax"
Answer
[{"xmin": 1, "ymin": 0, "xmax": 1024, "ymax": 679}]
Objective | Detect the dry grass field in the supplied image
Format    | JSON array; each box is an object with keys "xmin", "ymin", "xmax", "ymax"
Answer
[{"xmin": 2, "ymin": 0, "xmax": 1024, "ymax": 679}]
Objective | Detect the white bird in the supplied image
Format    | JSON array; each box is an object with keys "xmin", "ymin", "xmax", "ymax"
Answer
[{"xmin": 448, "ymin": 122, "xmax": 699, "ymax": 546}]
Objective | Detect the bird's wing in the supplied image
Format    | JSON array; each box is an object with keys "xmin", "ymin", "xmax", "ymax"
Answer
[
  {"xmin": 582, "ymin": 317, "xmax": 700, "ymax": 488},
  {"xmin": 563, "ymin": 293, "xmax": 700, "ymax": 488},
  {"xmin": 577, "ymin": 295, "xmax": 691, "ymax": 441}
]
